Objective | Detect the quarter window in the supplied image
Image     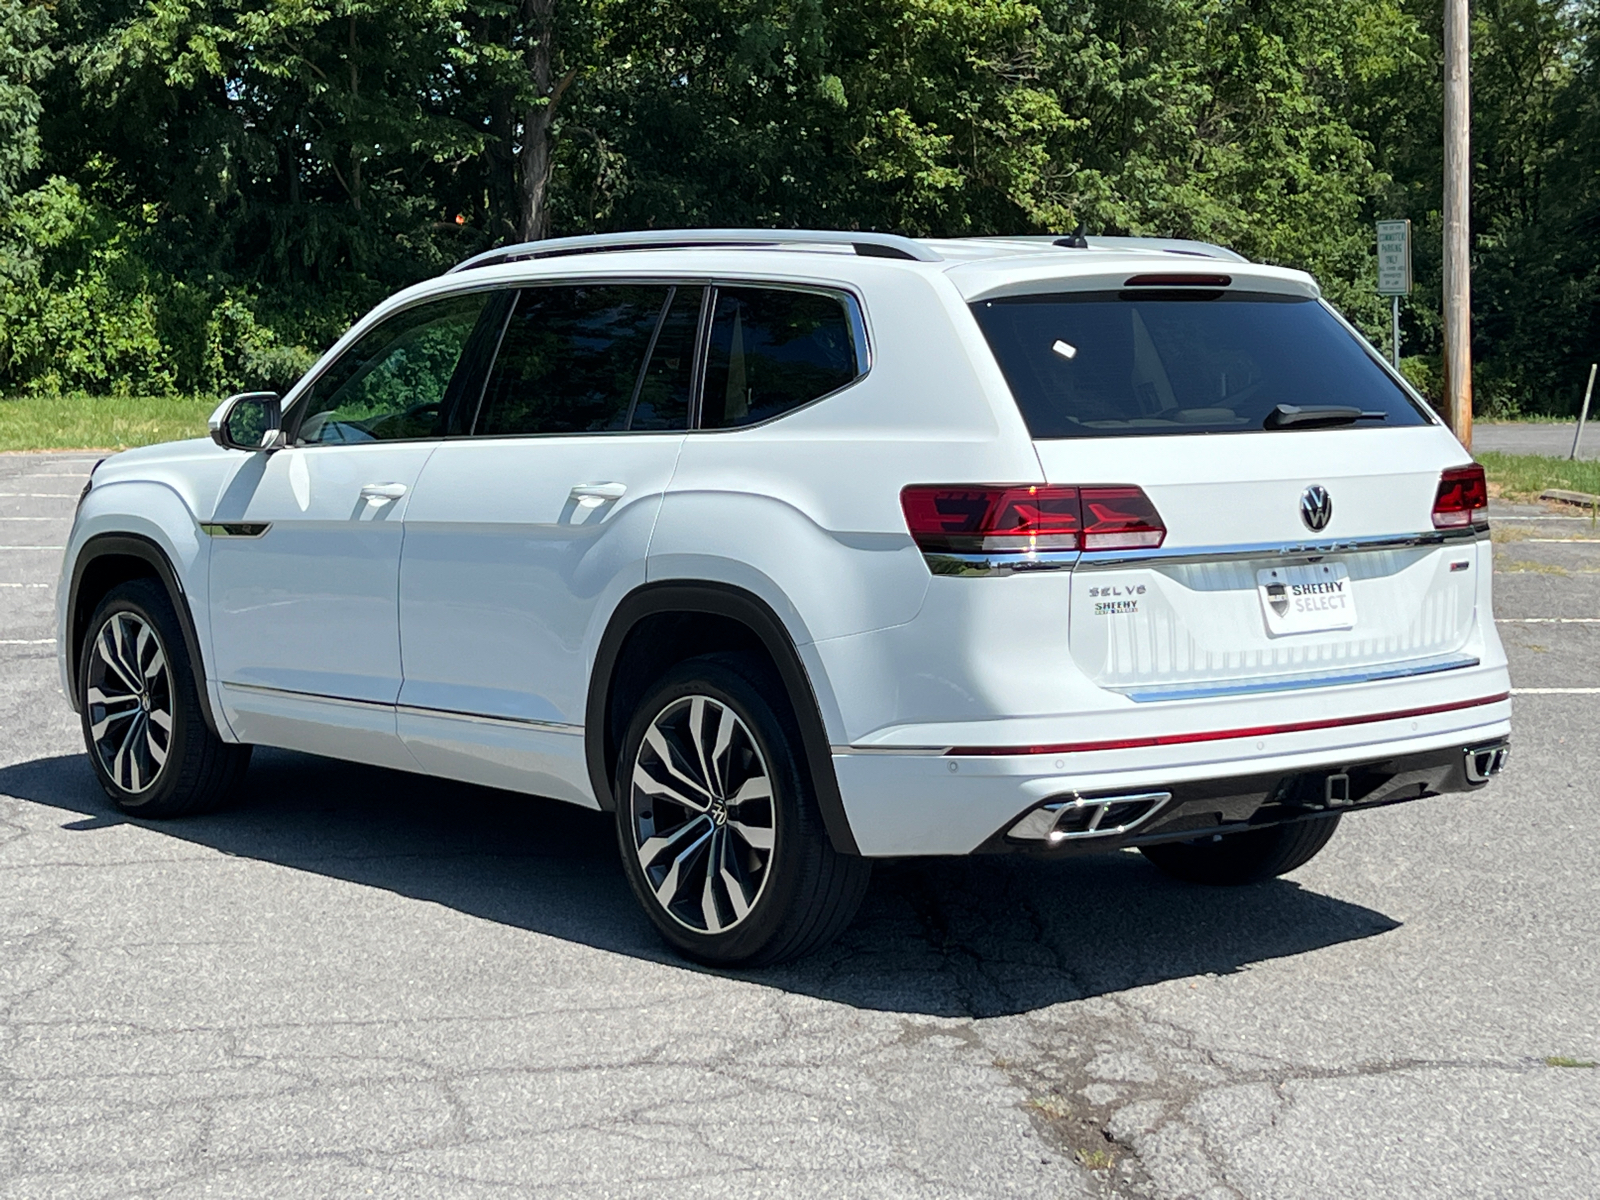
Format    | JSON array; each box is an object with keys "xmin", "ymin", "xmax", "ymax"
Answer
[
  {"xmin": 700, "ymin": 287, "xmax": 862, "ymax": 429},
  {"xmin": 475, "ymin": 285, "xmax": 673, "ymax": 436},
  {"xmin": 295, "ymin": 292, "xmax": 489, "ymax": 445}
]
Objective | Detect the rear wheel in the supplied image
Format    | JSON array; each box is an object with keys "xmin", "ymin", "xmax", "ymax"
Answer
[
  {"xmin": 1138, "ymin": 814, "xmax": 1342, "ymax": 885},
  {"xmin": 79, "ymin": 579, "xmax": 251, "ymax": 817},
  {"xmin": 615, "ymin": 654, "xmax": 870, "ymax": 966}
]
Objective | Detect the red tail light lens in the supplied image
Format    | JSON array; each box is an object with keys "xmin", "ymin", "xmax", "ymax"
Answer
[
  {"xmin": 901, "ymin": 485, "xmax": 1165, "ymax": 554},
  {"xmin": 1080, "ymin": 486, "xmax": 1167, "ymax": 550},
  {"xmin": 900, "ymin": 486, "xmax": 1081, "ymax": 552},
  {"xmin": 1432, "ymin": 464, "xmax": 1489, "ymax": 530}
]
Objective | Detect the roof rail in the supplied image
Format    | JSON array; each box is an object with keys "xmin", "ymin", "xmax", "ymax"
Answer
[{"xmin": 447, "ymin": 228, "xmax": 942, "ymax": 273}]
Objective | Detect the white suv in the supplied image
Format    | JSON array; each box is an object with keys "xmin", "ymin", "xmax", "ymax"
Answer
[{"xmin": 59, "ymin": 229, "xmax": 1511, "ymax": 964}]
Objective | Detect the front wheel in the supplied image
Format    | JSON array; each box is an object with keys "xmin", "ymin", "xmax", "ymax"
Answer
[
  {"xmin": 79, "ymin": 579, "xmax": 251, "ymax": 817},
  {"xmin": 615, "ymin": 654, "xmax": 870, "ymax": 966},
  {"xmin": 1139, "ymin": 814, "xmax": 1342, "ymax": 885}
]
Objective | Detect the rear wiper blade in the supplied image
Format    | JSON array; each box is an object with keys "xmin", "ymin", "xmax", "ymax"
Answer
[{"xmin": 1264, "ymin": 404, "xmax": 1389, "ymax": 429}]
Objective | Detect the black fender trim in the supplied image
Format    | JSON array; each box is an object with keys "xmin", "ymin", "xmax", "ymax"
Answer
[
  {"xmin": 66, "ymin": 533, "xmax": 224, "ymax": 739},
  {"xmin": 586, "ymin": 581, "xmax": 861, "ymax": 856}
]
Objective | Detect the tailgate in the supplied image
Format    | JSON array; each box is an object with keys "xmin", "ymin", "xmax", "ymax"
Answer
[{"xmin": 1038, "ymin": 427, "xmax": 1483, "ymax": 700}]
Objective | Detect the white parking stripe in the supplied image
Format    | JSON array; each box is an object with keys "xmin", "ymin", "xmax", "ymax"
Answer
[
  {"xmin": 1511, "ymin": 687, "xmax": 1600, "ymax": 694},
  {"xmin": 0, "ymin": 546, "xmax": 64, "ymax": 550},
  {"xmin": 0, "ymin": 516, "xmax": 67, "ymax": 521},
  {"xmin": 0, "ymin": 582, "xmax": 50, "ymax": 587},
  {"xmin": 1497, "ymin": 617, "xmax": 1600, "ymax": 623},
  {"xmin": 0, "ymin": 638, "xmax": 57, "ymax": 645},
  {"xmin": 0, "ymin": 493, "xmax": 79, "ymax": 498},
  {"xmin": 1525, "ymin": 538, "xmax": 1600, "ymax": 543}
]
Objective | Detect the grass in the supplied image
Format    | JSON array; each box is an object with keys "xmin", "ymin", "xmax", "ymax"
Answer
[
  {"xmin": 0, "ymin": 394, "xmax": 216, "ymax": 452},
  {"xmin": 1544, "ymin": 1056, "xmax": 1597, "ymax": 1069},
  {"xmin": 1476, "ymin": 450, "xmax": 1600, "ymax": 502}
]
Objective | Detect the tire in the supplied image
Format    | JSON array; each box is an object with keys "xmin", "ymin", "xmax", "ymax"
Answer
[
  {"xmin": 78, "ymin": 578, "xmax": 251, "ymax": 817},
  {"xmin": 614, "ymin": 653, "xmax": 871, "ymax": 966},
  {"xmin": 1138, "ymin": 814, "xmax": 1342, "ymax": 885}
]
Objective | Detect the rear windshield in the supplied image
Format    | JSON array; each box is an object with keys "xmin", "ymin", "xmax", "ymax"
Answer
[{"xmin": 971, "ymin": 291, "xmax": 1430, "ymax": 438}]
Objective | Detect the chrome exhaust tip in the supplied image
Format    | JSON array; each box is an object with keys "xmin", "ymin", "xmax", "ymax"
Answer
[
  {"xmin": 1007, "ymin": 791, "xmax": 1173, "ymax": 844},
  {"xmin": 1464, "ymin": 742, "xmax": 1510, "ymax": 784}
]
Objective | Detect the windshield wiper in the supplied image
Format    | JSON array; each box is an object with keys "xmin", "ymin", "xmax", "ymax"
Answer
[{"xmin": 1264, "ymin": 404, "xmax": 1389, "ymax": 430}]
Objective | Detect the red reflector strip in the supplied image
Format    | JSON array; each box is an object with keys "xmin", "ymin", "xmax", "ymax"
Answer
[{"xmin": 944, "ymin": 692, "xmax": 1510, "ymax": 757}]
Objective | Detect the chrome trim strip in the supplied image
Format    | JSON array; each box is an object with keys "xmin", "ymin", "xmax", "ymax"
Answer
[
  {"xmin": 395, "ymin": 704, "xmax": 583, "ymax": 734},
  {"xmin": 921, "ymin": 549, "xmax": 1079, "ymax": 578},
  {"xmin": 220, "ymin": 682, "xmax": 584, "ymax": 733},
  {"xmin": 220, "ymin": 681, "xmax": 391, "ymax": 710},
  {"xmin": 200, "ymin": 523, "xmax": 271, "ymax": 539},
  {"xmin": 1077, "ymin": 528, "xmax": 1480, "ymax": 571},
  {"xmin": 1113, "ymin": 653, "xmax": 1481, "ymax": 704}
]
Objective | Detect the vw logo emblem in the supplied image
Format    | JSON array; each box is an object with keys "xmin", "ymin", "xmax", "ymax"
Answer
[{"xmin": 1300, "ymin": 485, "xmax": 1333, "ymax": 532}]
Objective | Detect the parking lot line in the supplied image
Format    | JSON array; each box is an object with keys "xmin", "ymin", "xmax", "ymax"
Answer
[
  {"xmin": 1511, "ymin": 687, "xmax": 1600, "ymax": 694},
  {"xmin": 1497, "ymin": 617, "xmax": 1600, "ymax": 623},
  {"xmin": 0, "ymin": 638, "xmax": 57, "ymax": 645}
]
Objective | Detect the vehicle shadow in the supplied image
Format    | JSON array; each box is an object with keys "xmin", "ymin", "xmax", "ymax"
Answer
[{"xmin": 0, "ymin": 748, "xmax": 1400, "ymax": 1019}]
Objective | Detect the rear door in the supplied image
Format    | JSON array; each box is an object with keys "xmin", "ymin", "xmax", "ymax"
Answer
[
  {"xmin": 971, "ymin": 285, "xmax": 1483, "ymax": 702},
  {"xmin": 395, "ymin": 282, "xmax": 697, "ymax": 802}
]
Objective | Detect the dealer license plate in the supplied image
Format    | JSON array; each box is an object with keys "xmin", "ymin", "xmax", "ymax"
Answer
[{"xmin": 1256, "ymin": 562, "xmax": 1356, "ymax": 636}]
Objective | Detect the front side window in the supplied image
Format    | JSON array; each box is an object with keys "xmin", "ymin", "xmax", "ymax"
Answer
[
  {"xmin": 475, "ymin": 285, "xmax": 675, "ymax": 436},
  {"xmin": 295, "ymin": 292, "xmax": 489, "ymax": 445},
  {"xmin": 700, "ymin": 287, "xmax": 862, "ymax": 429},
  {"xmin": 971, "ymin": 291, "xmax": 1430, "ymax": 438}
]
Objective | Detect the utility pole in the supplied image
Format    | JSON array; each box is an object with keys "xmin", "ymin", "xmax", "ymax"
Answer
[{"xmin": 1443, "ymin": 0, "xmax": 1472, "ymax": 449}]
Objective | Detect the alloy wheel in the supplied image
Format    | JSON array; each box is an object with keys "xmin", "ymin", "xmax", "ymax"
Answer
[
  {"xmin": 85, "ymin": 611, "xmax": 173, "ymax": 794},
  {"xmin": 627, "ymin": 694, "xmax": 777, "ymax": 934}
]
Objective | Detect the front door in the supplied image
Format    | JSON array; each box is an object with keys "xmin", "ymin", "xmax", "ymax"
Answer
[
  {"xmin": 208, "ymin": 289, "xmax": 494, "ymax": 763},
  {"xmin": 396, "ymin": 283, "xmax": 699, "ymax": 802}
]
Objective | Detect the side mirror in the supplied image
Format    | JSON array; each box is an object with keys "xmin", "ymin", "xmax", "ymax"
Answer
[{"xmin": 209, "ymin": 392, "xmax": 284, "ymax": 452}]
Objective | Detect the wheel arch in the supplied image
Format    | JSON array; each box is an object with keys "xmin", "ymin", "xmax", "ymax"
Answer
[
  {"xmin": 66, "ymin": 533, "xmax": 223, "ymax": 738},
  {"xmin": 586, "ymin": 581, "xmax": 860, "ymax": 856}
]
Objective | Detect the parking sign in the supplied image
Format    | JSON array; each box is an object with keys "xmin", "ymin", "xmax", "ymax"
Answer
[{"xmin": 1377, "ymin": 220, "xmax": 1411, "ymax": 295}]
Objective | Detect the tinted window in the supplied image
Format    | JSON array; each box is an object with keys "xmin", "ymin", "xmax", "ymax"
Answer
[
  {"xmin": 629, "ymin": 286, "xmax": 700, "ymax": 431},
  {"xmin": 700, "ymin": 287, "xmax": 860, "ymax": 429},
  {"xmin": 971, "ymin": 292, "xmax": 1429, "ymax": 438},
  {"xmin": 476, "ymin": 285, "xmax": 669, "ymax": 436},
  {"xmin": 296, "ymin": 292, "xmax": 489, "ymax": 445}
]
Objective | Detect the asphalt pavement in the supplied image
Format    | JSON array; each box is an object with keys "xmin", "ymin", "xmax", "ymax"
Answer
[
  {"xmin": 2, "ymin": 450, "xmax": 1597, "ymax": 1198},
  {"xmin": 1474, "ymin": 421, "xmax": 1600, "ymax": 461}
]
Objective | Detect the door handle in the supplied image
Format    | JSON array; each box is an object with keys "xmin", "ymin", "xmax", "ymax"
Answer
[
  {"xmin": 569, "ymin": 482, "xmax": 627, "ymax": 507},
  {"xmin": 359, "ymin": 482, "xmax": 408, "ymax": 504}
]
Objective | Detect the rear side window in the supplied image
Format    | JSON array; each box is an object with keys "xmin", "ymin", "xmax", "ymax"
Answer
[
  {"xmin": 700, "ymin": 287, "xmax": 862, "ymax": 428},
  {"xmin": 971, "ymin": 292, "xmax": 1429, "ymax": 438},
  {"xmin": 476, "ymin": 285, "xmax": 674, "ymax": 436}
]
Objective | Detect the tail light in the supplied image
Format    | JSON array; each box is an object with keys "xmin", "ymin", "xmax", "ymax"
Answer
[
  {"xmin": 900, "ymin": 484, "xmax": 1165, "ymax": 555},
  {"xmin": 1432, "ymin": 464, "xmax": 1488, "ymax": 530}
]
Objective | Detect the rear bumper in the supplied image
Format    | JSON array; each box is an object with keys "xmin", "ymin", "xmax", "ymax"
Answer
[{"xmin": 831, "ymin": 692, "xmax": 1511, "ymax": 856}]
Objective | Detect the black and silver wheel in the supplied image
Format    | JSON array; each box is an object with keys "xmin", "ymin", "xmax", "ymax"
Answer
[
  {"xmin": 85, "ymin": 607, "xmax": 173, "ymax": 795},
  {"xmin": 79, "ymin": 579, "xmax": 251, "ymax": 816},
  {"xmin": 615, "ymin": 654, "xmax": 870, "ymax": 966},
  {"xmin": 1139, "ymin": 813, "xmax": 1342, "ymax": 885}
]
